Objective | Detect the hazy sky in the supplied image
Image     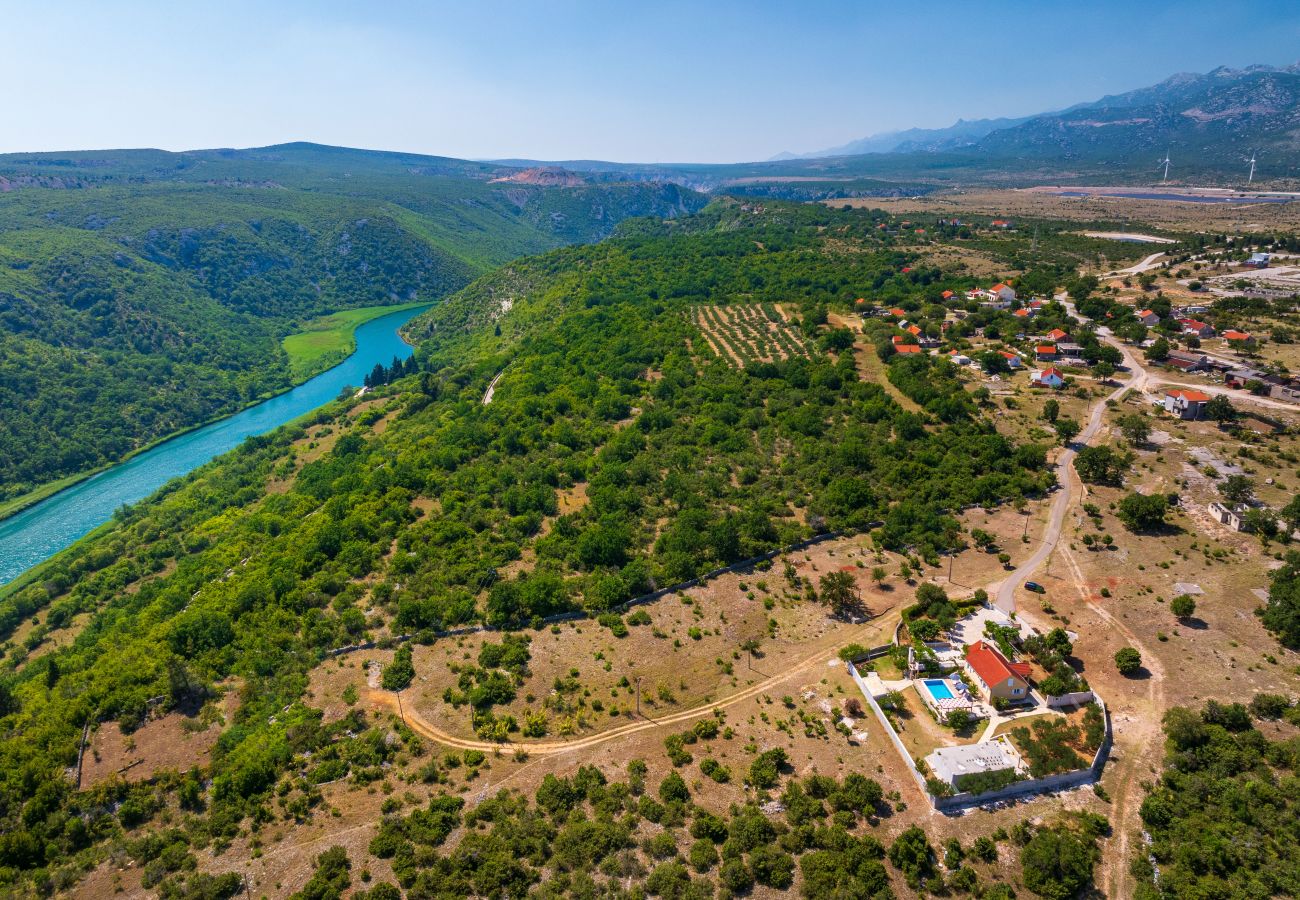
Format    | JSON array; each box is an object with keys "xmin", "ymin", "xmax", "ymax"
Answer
[{"xmin": 5, "ymin": 0, "xmax": 1298, "ymax": 163}]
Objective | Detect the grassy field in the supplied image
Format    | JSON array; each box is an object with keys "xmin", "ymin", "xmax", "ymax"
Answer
[{"xmin": 282, "ymin": 302, "xmax": 427, "ymax": 380}]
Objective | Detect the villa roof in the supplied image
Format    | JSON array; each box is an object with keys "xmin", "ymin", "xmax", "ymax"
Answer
[
  {"xmin": 1223, "ymin": 330, "xmax": 1252, "ymax": 340},
  {"xmin": 1167, "ymin": 388, "xmax": 1210, "ymax": 403},
  {"xmin": 965, "ymin": 640, "xmax": 1031, "ymax": 688}
]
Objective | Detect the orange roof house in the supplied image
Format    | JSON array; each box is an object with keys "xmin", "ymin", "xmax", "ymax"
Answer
[
  {"xmin": 1223, "ymin": 330, "xmax": 1255, "ymax": 345},
  {"xmin": 1046, "ymin": 328, "xmax": 1068, "ymax": 341},
  {"xmin": 893, "ymin": 344, "xmax": 921, "ymax": 354},
  {"xmin": 964, "ymin": 641, "xmax": 1031, "ymax": 702},
  {"xmin": 906, "ymin": 324, "xmax": 922, "ymax": 337},
  {"xmin": 942, "ymin": 290, "xmax": 955, "ymax": 299},
  {"xmin": 890, "ymin": 308, "xmax": 907, "ymax": 317}
]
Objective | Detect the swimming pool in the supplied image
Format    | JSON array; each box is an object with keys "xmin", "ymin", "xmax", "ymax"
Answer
[{"xmin": 924, "ymin": 679, "xmax": 955, "ymax": 701}]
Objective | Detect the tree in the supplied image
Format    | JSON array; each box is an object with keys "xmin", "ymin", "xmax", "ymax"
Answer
[
  {"xmin": 1054, "ymin": 419, "xmax": 1080, "ymax": 444},
  {"xmin": 1093, "ymin": 360, "xmax": 1116, "ymax": 382},
  {"xmin": 1262, "ymin": 552, "xmax": 1300, "ymax": 650},
  {"xmin": 1280, "ymin": 496, "xmax": 1300, "ymax": 535},
  {"xmin": 1170, "ymin": 594, "xmax": 1196, "ymax": 620},
  {"xmin": 1117, "ymin": 414, "xmax": 1150, "ymax": 446},
  {"xmin": 1114, "ymin": 647, "xmax": 1142, "ymax": 676},
  {"xmin": 1146, "ymin": 338, "xmax": 1170, "ymax": 362},
  {"xmin": 888, "ymin": 826, "xmax": 936, "ymax": 890},
  {"xmin": 1205, "ymin": 394, "xmax": 1236, "ymax": 422},
  {"xmin": 1074, "ymin": 445, "xmax": 1128, "ymax": 486},
  {"xmin": 1220, "ymin": 475, "xmax": 1254, "ymax": 505},
  {"xmin": 818, "ymin": 570, "xmax": 861, "ymax": 619},
  {"xmin": 1021, "ymin": 825, "xmax": 1099, "ymax": 900},
  {"xmin": 1117, "ymin": 492, "xmax": 1168, "ymax": 532},
  {"xmin": 870, "ymin": 566, "xmax": 887, "ymax": 587},
  {"xmin": 381, "ymin": 645, "xmax": 415, "ymax": 691},
  {"xmin": 946, "ymin": 708, "xmax": 973, "ymax": 732},
  {"xmin": 1042, "ymin": 399, "xmax": 1060, "ymax": 423}
]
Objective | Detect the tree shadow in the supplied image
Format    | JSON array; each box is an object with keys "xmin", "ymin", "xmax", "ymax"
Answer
[{"xmin": 1178, "ymin": 617, "xmax": 1208, "ymax": 631}]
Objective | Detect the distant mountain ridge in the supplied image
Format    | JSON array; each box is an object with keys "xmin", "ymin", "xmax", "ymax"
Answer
[{"xmin": 782, "ymin": 63, "xmax": 1300, "ymax": 172}]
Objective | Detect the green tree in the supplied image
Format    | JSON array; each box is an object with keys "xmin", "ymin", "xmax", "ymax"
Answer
[
  {"xmin": 1042, "ymin": 399, "xmax": 1060, "ymax": 423},
  {"xmin": 1114, "ymin": 647, "xmax": 1142, "ymax": 676},
  {"xmin": 1117, "ymin": 414, "xmax": 1150, "ymax": 446},
  {"xmin": 1053, "ymin": 418, "xmax": 1081, "ymax": 444},
  {"xmin": 818, "ymin": 570, "xmax": 861, "ymax": 619},
  {"xmin": 1021, "ymin": 825, "xmax": 1099, "ymax": 900},
  {"xmin": 1220, "ymin": 475, "xmax": 1254, "ymax": 505},
  {"xmin": 1145, "ymin": 338, "xmax": 1170, "ymax": 362},
  {"xmin": 382, "ymin": 645, "xmax": 415, "ymax": 691},
  {"xmin": 1262, "ymin": 552, "xmax": 1300, "ymax": 650},
  {"xmin": 1170, "ymin": 594, "xmax": 1196, "ymax": 620},
  {"xmin": 1116, "ymin": 492, "xmax": 1168, "ymax": 532},
  {"xmin": 1205, "ymin": 394, "xmax": 1236, "ymax": 422}
]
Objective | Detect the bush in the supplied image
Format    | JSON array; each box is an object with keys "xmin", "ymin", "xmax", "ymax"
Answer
[
  {"xmin": 1114, "ymin": 647, "xmax": 1142, "ymax": 676},
  {"xmin": 1020, "ymin": 823, "xmax": 1100, "ymax": 900},
  {"xmin": 748, "ymin": 747, "xmax": 788, "ymax": 789},
  {"xmin": 1170, "ymin": 594, "xmax": 1196, "ymax": 620}
]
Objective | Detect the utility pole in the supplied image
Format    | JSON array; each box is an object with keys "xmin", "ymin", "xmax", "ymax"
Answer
[
  {"xmin": 634, "ymin": 676, "xmax": 642, "ymax": 717},
  {"xmin": 947, "ymin": 553, "xmax": 954, "ymax": 583},
  {"xmin": 396, "ymin": 690, "xmax": 405, "ymax": 724}
]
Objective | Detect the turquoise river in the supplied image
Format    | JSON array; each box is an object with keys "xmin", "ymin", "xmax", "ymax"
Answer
[{"xmin": 0, "ymin": 304, "xmax": 428, "ymax": 587}]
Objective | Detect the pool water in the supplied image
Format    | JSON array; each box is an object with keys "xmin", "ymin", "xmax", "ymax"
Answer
[{"xmin": 924, "ymin": 679, "xmax": 955, "ymax": 701}]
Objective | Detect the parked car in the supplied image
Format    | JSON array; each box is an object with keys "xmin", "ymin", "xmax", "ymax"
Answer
[{"xmin": 1024, "ymin": 581, "xmax": 1045, "ymax": 593}]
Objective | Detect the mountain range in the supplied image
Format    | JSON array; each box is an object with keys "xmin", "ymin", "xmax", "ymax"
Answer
[{"xmin": 777, "ymin": 63, "xmax": 1300, "ymax": 176}]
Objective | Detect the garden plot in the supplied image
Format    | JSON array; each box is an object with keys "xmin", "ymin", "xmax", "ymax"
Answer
[{"xmin": 692, "ymin": 303, "xmax": 814, "ymax": 367}]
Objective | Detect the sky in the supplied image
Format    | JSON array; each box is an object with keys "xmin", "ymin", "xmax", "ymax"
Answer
[{"xmin": 4, "ymin": 0, "xmax": 1299, "ymax": 163}]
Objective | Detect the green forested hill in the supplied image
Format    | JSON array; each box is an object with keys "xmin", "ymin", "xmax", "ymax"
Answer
[
  {"xmin": 0, "ymin": 146, "xmax": 704, "ymax": 501},
  {"xmin": 0, "ymin": 200, "xmax": 1052, "ymax": 895}
]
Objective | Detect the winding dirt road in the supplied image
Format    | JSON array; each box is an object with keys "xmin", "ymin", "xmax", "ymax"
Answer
[{"xmin": 370, "ymin": 610, "xmax": 896, "ymax": 757}]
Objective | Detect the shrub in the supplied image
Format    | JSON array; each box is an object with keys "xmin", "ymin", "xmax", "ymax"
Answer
[{"xmin": 1114, "ymin": 647, "xmax": 1142, "ymax": 676}]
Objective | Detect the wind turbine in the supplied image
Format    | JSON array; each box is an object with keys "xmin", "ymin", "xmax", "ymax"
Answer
[
  {"xmin": 1247, "ymin": 150, "xmax": 1257, "ymax": 184},
  {"xmin": 1159, "ymin": 150, "xmax": 1171, "ymax": 184}
]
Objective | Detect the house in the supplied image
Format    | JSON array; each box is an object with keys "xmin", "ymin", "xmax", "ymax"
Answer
[
  {"xmin": 1031, "ymin": 367, "xmax": 1066, "ymax": 389},
  {"xmin": 1013, "ymin": 308, "xmax": 1033, "ymax": 320},
  {"xmin": 1208, "ymin": 502, "xmax": 1245, "ymax": 531},
  {"xmin": 1136, "ymin": 309, "xmax": 1160, "ymax": 327},
  {"xmin": 1056, "ymin": 342, "xmax": 1085, "ymax": 361},
  {"xmin": 890, "ymin": 307, "xmax": 907, "ymax": 318},
  {"xmin": 990, "ymin": 219, "xmax": 1013, "ymax": 229},
  {"xmin": 1223, "ymin": 330, "xmax": 1256, "ymax": 348},
  {"xmin": 1178, "ymin": 318, "xmax": 1215, "ymax": 338},
  {"xmin": 1165, "ymin": 388, "xmax": 1210, "ymax": 420},
  {"xmin": 947, "ymin": 351, "xmax": 972, "ymax": 366},
  {"xmin": 990, "ymin": 283, "xmax": 1016, "ymax": 301},
  {"xmin": 997, "ymin": 350, "xmax": 1023, "ymax": 369},
  {"xmin": 925, "ymin": 738, "xmax": 1024, "ymax": 791},
  {"xmin": 1245, "ymin": 252, "xmax": 1271, "ymax": 269},
  {"xmin": 893, "ymin": 344, "xmax": 922, "ymax": 354},
  {"xmin": 906, "ymin": 324, "xmax": 923, "ymax": 338},
  {"xmin": 891, "ymin": 335, "xmax": 907, "ymax": 344},
  {"xmin": 964, "ymin": 641, "xmax": 1031, "ymax": 703},
  {"xmin": 1035, "ymin": 344, "xmax": 1057, "ymax": 362},
  {"xmin": 1045, "ymin": 328, "xmax": 1068, "ymax": 342},
  {"xmin": 941, "ymin": 290, "xmax": 955, "ymax": 300}
]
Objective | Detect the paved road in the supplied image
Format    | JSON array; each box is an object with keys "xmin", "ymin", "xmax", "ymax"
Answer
[
  {"xmin": 994, "ymin": 298, "xmax": 1146, "ymax": 613},
  {"xmin": 1105, "ymin": 251, "xmax": 1166, "ymax": 277}
]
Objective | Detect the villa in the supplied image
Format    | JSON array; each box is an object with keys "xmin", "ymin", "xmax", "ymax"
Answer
[{"xmin": 963, "ymin": 640, "xmax": 1031, "ymax": 703}]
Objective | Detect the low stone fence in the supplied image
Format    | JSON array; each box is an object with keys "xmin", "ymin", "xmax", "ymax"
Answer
[{"xmin": 329, "ymin": 529, "xmax": 851, "ymax": 657}]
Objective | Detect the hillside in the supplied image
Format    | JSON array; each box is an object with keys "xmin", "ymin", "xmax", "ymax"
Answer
[
  {"xmin": 0, "ymin": 200, "xmax": 1062, "ymax": 897},
  {"xmin": 0, "ymin": 146, "xmax": 704, "ymax": 502}
]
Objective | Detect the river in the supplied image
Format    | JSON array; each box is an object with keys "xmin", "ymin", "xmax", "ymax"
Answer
[{"xmin": 0, "ymin": 304, "xmax": 428, "ymax": 587}]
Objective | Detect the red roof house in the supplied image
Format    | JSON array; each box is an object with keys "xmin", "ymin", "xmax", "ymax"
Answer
[
  {"xmin": 890, "ymin": 308, "xmax": 907, "ymax": 318},
  {"xmin": 893, "ymin": 344, "xmax": 922, "ymax": 354},
  {"xmin": 964, "ymin": 641, "xmax": 1031, "ymax": 702},
  {"xmin": 1046, "ymin": 328, "xmax": 1068, "ymax": 341}
]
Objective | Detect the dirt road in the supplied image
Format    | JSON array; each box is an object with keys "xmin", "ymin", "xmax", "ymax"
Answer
[{"xmin": 370, "ymin": 611, "xmax": 896, "ymax": 757}]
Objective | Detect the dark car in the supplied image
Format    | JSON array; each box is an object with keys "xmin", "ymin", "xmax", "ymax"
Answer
[{"xmin": 1024, "ymin": 581, "xmax": 1045, "ymax": 593}]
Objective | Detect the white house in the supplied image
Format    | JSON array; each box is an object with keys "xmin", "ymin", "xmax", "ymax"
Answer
[
  {"xmin": 1031, "ymin": 367, "xmax": 1065, "ymax": 389},
  {"xmin": 1164, "ymin": 389, "xmax": 1210, "ymax": 419}
]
